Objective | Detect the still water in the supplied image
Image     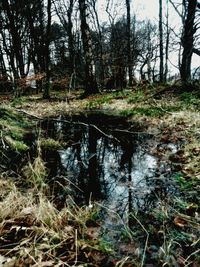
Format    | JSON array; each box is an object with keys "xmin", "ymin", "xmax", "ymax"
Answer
[{"xmin": 41, "ymin": 112, "xmax": 177, "ymax": 217}]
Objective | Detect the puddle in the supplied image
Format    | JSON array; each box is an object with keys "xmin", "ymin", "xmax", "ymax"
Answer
[{"xmin": 41, "ymin": 112, "xmax": 178, "ymax": 216}]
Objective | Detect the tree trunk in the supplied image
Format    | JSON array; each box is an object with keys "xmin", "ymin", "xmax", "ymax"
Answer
[
  {"xmin": 164, "ymin": 0, "xmax": 170, "ymax": 82},
  {"xmin": 43, "ymin": 0, "xmax": 52, "ymax": 99},
  {"xmin": 2, "ymin": 0, "xmax": 25, "ymax": 79},
  {"xmin": 126, "ymin": 0, "xmax": 133, "ymax": 86},
  {"xmin": 78, "ymin": 0, "xmax": 98, "ymax": 95},
  {"xmin": 91, "ymin": 0, "xmax": 105, "ymax": 88},
  {"xmin": 180, "ymin": 0, "xmax": 197, "ymax": 86},
  {"xmin": 159, "ymin": 0, "xmax": 164, "ymax": 82},
  {"xmin": 67, "ymin": 0, "xmax": 75, "ymax": 75}
]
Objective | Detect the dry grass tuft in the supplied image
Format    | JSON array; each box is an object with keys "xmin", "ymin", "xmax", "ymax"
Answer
[
  {"xmin": 0, "ymin": 187, "xmax": 106, "ymax": 266},
  {"xmin": 22, "ymin": 143, "xmax": 47, "ymax": 190}
]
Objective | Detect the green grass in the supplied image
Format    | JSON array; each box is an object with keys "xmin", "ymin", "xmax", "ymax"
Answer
[
  {"xmin": 179, "ymin": 91, "xmax": 200, "ymax": 107},
  {"xmin": 0, "ymin": 106, "xmax": 32, "ymax": 152},
  {"xmin": 11, "ymin": 96, "xmax": 28, "ymax": 107},
  {"xmin": 85, "ymin": 95, "xmax": 113, "ymax": 109},
  {"xmin": 127, "ymin": 90, "xmax": 145, "ymax": 103}
]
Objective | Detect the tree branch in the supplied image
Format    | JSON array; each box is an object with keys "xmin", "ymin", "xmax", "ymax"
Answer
[{"xmin": 193, "ymin": 48, "xmax": 200, "ymax": 56}]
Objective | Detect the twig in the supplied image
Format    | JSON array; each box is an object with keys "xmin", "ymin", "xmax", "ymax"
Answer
[
  {"xmin": 14, "ymin": 108, "xmax": 42, "ymax": 120},
  {"xmin": 184, "ymin": 248, "xmax": 200, "ymax": 267},
  {"xmin": 116, "ymin": 256, "xmax": 130, "ymax": 267},
  {"xmin": 47, "ymin": 118, "xmax": 121, "ymax": 143},
  {"xmin": 14, "ymin": 108, "xmax": 121, "ymax": 143},
  {"xmin": 130, "ymin": 213, "xmax": 149, "ymax": 267}
]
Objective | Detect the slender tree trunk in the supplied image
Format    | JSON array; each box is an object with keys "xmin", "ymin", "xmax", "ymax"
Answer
[
  {"xmin": 91, "ymin": 0, "xmax": 105, "ymax": 88},
  {"xmin": 78, "ymin": 0, "xmax": 98, "ymax": 95},
  {"xmin": 140, "ymin": 58, "xmax": 148, "ymax": 80},
  {"xmin": 43, "ymin": 0, "xmax": 52, "ymax": 99},
  {"xmin": 180, "ymin": 0, "xmax": 197, "ymax": 86},
  {"xmin": 126, "ymin": 0, "xmax": 132, "ymax": 86},
  {"xmin": 159, "ymin": 0, "xmax": 164, "ymax": 82},
  {"xmin": 67, "ymin": 0, "xmax": 75, "ymax": 75},
  {"xmin": 0, "ymin": 45, "xmax": 7, "ymax": 76},
  {"xmin": 147, "ymin": 22, "xmax": 152, "ymax": 81},
  {"xmin": 164, "ymin": 0, "xmax": 170, "ymax": 82}
]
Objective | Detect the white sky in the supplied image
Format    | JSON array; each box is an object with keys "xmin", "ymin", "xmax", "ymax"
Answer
[
  {"xmin": 97, "ymin": 0, "xmax": 199, "ymax": 75},
  {"xmin": 98, "ymin": 0, "xmax": 160, "ymax": 23}
]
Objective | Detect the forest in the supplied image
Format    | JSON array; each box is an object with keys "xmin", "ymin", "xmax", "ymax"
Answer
[{"xmin": 0, "ymin": 0, "xmax": 200, "ymax": 266}]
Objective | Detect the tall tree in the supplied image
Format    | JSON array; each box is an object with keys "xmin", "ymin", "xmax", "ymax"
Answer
[
  {"xmin": 54, "ymin": 0, "xmax": 75, "ymax": 76},
  {"xmin": 90, "ymin": 0, "xmax": 105, "ymax": 87},
  {"xmin": 43, "ymin": 0, "xmax": 52, "ymax": 99},
  {"xmin": 1, "ymin": 0, "xmax": 31, "ymax": 80},
  {"xmin": 164, "ymin": 0, "xmax": 170, "ymax": 81},
  {"xmin": 169, "ymin": 0, "xmax": 200, "ymax": 84},
  {"xmin": 78, "ymin": 0, "xmax": 98, "ymax": 95},
  {"xmin": 159, "ymin": 0, "xmax": 164, "ymax": 82},
  {"xmin": 180, "ymin": 0, "xmax": 198, "ymax": 85},
  {"xmin": 126, "ymin": 0, "xmax": 133, "ymax": 86}
]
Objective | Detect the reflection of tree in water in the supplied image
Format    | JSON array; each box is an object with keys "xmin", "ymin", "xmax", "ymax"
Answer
[{"xmin": 42, "ymin": 117, "xmax": 177, "ymax": 217}]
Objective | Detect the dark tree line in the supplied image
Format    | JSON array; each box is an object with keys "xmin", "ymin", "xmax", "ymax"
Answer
[{"xmin": 0, "ymin": 0, "xmax": 199, "ymax": 97}]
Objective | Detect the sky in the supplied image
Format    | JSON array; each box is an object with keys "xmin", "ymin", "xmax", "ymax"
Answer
[
  {"xmin": 97, "ymin": 0, "xmax": 199, "ymax": 76},
  {"xmin": 98, "ymin": 0, "xmax": 160, "ymax": 23}
]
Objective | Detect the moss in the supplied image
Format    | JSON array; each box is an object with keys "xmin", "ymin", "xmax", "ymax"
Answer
[
  {"xmin": 0, "ymin": 106, "xmax": 33, "ymax": 152},
  {"xmin": 39, "ymin": 138, "xmax": 62, "ymax": 150},
  {"xmin": 4, "ymin": 136, "xmax": 29, "ymax": 152}
]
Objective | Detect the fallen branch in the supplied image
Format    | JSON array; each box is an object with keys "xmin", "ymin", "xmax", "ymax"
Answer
[
  {"xmin": 14, "ymin": 108, "xmax": 42, "ymax": 120},
  {"xmin": 14, "ymin": 108, "xmax": 120, "ymax": 143},
  {"xmin": 53, "ymin": 118, "xmax": 120, "ymax": 143}
]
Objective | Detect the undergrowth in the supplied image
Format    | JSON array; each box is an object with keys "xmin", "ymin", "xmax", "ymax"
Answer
[{"xmin": 0, "ymin": 86, "xmax": 200, "ymax": 266}]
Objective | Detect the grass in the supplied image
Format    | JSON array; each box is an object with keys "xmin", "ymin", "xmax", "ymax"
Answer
[
  {"xmin": 39, "ymin": 138, "xmax": 62, "ymax": 150},
  {"xmin": 0, "ymin": 180, "xmax": 126, "ymax": 266},
  {"xmin": 0, "ymin": 106, "xmax": 32, "ymax": 152},
  {"xmin": 22, "ymin": 154, "xmax": 47, "ymax": 189},
  {"xmin": 120, "ymin": 105, "xmax": 180, "ymax": 117},
  {"xmin": 0, "ymin": 85, "xmax": 200, "ymax": 266},
  {"xmin": 85, "ymin": 94, "xmax": 113, "ymax": 109}
]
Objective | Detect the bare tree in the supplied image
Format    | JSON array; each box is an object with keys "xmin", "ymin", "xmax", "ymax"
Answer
[
  {"xmin": 169, "ymin": 0, "xmax": 200, "ymax": 85},
  {"xmin": 164, "ymin": 0, "xmax": 170, "ymax": 81},
  {"xmin": 159, "ymin": 0, "xmax": 164, "ymax": 82},
  {"xmin": 89, "ymin": 0, "xmax": 105, "ymax": 87},
  {"xmin": 43, "ymin": 0, "xmax": 52, "ymax": 99},
  {"xmin": 126, "ymin": 0, "xmax": 133, "ymax": 86},
  {"xmin": 78, "ymin": 0, "xmax": 98, "ymax": 95},
  {"xmin": 54, "ymin": 0, "xmax": 75, "ymax": 77},
  {"xmin": 180, "ymin": 0, "xmax": 198, "ymax": 85}
]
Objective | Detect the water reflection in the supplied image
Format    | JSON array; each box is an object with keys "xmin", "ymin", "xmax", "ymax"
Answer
[{"xmin": 42, "ymin": 114, "xmax": 177, "ymax": 217}]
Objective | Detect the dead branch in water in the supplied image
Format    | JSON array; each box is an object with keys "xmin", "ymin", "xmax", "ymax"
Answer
[{"xmin": 14, "ymin": 108, "xmax": 120, "ymax": 142}]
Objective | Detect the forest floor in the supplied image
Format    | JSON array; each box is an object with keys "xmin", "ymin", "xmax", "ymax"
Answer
[{"xmin": 0, "ymin": 84, "xmax": 200, "ymax": 267}]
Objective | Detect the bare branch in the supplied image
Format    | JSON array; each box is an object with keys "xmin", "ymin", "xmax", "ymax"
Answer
[
  {"xmin": 168, "ymin": 0, "xmax": 182, "ymax": 18},
  {"xmin": 193, "ymin": 47, "xmax": 200, "ymax": 56}
]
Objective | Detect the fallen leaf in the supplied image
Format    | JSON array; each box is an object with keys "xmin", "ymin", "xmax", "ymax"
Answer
[{"xmin": 174, "ymin": 216, "xmax": 187, "ymax": 228}]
